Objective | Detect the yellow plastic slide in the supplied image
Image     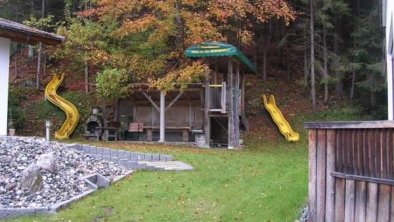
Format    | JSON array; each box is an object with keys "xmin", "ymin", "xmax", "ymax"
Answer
[
  {"xmin": 45, "ymin": 73, "xmax": 79, "ymax": 139},
  {"xmin": 262, "ymin": 94, "xmax": 299, "ymax": 142}
]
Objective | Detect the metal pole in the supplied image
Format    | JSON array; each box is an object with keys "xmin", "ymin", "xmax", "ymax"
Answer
[
  {"xmin": 45, "ymin": 120, "xmax": 51, "ymax": 141},
  {"xmin": 159, "ymin": 91, "xmax": 165, "ymax": 142}
]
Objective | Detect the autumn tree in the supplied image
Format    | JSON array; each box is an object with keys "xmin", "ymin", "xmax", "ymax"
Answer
[{"xmin": 71, "ymin": 0, "xmax": 296, "ymax": 100}]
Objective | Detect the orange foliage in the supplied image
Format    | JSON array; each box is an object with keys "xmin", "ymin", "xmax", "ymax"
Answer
[{"xmin": 75, "ymin": 0, "xmax": 296, "ymax": 90}]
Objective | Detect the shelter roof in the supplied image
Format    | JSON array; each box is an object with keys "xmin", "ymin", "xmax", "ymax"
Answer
[
  {"xmin": 0, "ymin": 18, "xmax": 64, "ymax": 45},
  {"xmin": 185, "ymin": 41, "xmax": 257, "ymax": 73}
]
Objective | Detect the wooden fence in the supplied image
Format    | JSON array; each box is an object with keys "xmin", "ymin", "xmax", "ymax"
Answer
[{"xmin": 305, "ymin": 121, "xmax": 394, "ymax": 222}]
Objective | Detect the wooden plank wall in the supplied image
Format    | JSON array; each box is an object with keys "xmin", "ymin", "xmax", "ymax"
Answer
[{"xmin": 308, "ymin": 127, "xmax": 394, "ymax": 222}]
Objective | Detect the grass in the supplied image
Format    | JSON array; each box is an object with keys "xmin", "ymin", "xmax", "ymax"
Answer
[
  {"xmin": 7, "ymin": 136, "xmax": 309, "ymax": 222},
  {"xmin": 7, "ymin": 106, "xmax": 364, "ymax": 222}
]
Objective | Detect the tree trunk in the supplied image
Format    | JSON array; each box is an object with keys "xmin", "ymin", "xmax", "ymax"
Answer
[
  {"xmin": 14, "ymin": 45, "xmax": 18, "ymax": 79},
  {"xmin": 36, "ymin": 43, "xmax": 42, "ymax": 89},
  {"xmin": 263, "ymin": 49, "xmax": 267, "ymax": 81},
  {"xmin": 350, "ymin": 69, "xmax": 355, "ymax": 99},
  {"xmin": 304, "ymin": 50, "xmax": 309, "ymax": 87},
  {"xmin": 36, "ymin": 0, "xmax": 45, "ymax": 89},
  {"xmin": 85, "ymin": 60, "xmax": 89, "ymax": 94},
  {"xmin": 334, "ymin": 16, "xmax": 344, "ymax": 95},
  {"xmin": 310, "ymin": 0, "xmax": 316, "ymax": 111},
  {"xmin": 323, "ymin": 25, "xmax": 329, "ymax": 104}
]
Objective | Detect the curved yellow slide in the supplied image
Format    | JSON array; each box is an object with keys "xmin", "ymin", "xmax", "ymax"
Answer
[
  {"xmin": 262, "ymin": 94, "xmax": 299, "ymax": 142},
  {"xmin": 45, "ymin": 73, "xmax": 79, "ymax": 139}
]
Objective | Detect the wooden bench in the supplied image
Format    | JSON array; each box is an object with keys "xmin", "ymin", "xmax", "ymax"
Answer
[
  {"xmin": 143, "ymin": 126, "xmax": 191, "ymax": 142},
  {"xmin": 97, "ymin": 126, "xmax": 119, "ymax": 141},
  {"xmin": 127, "ymin": 122, "xmax": 144, "ymax": 140}
]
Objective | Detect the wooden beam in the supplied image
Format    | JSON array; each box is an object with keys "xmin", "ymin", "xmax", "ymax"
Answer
[
  {"xmin": 234, "ymin": 63, "xmax": 240, "ymax": 147},
  {"xmin": 304, "ymin": 120, "xmax": 394, "ymax": 129},
  {"xmin": 227, "ymin": 59, "xmax": 234, "ymax": 149},
  {"xmin": 165, "ymin": 91, "xmax": 184, "ymax": 111},
  {"xmin": 221, "ymin": 82, "xmax": 227, "ymax": 113},
  {"xmin": 204, "ymin": 71, "xmax": 211, "ymax": 147},
  {"xmin": 141, "ymin": 91, "xmax": 160, "ymax": 111},
  {"xmin": 159, "ymin": 91, "xmax": 165, "ymax": 142}
]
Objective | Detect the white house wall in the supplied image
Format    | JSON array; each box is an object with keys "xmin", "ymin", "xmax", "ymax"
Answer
[
  {"xmin": 386, "ymin": 0, "xmax": 394, "ymax": 120},
  {"xmin": 0, "ymin": 37, "xmax": 10, "ymax": 135}
]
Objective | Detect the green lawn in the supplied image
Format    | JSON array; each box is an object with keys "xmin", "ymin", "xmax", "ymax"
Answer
[{"xmin": 8, "ymin": 136, "xmax": 308, "ymax": 222}]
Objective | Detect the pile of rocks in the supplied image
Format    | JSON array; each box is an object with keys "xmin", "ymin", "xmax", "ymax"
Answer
[{"xmin": 0, "ymin": 137, "xmax": 128, "ymax": 208}]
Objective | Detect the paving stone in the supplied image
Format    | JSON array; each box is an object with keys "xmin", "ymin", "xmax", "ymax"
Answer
[
  {"xmin": 152, "ymin": 154, "xmax": 160, "ymax": 161},
  {"xmin": 81, "ymin": 145, "xmax": 90, "ymax": 153},
  {"xmin": 138, "ymin": 161, "xmax": 193, "ymax": 171},
  {"xmin": 137, "ymin": 153, "xmax": 144, "ymax": 161},
  {"xmin": 144, "ymin": 154, "xmax": 152, "ymax": 161},
  {"xmin": 130, "ymin": 153, "xmax": 138, "ymax": 161},
  {"xmin": 118, "ymin": 150, "xmax": 127, "ymax": 159},
  {"xmin": 67, "ymin": 144, "xmax": 81, "ymax": 151},
  {"xmin": 111, "ymin": 149, "xmax": 118, "ymax": 158},
  {"xmin": 102, "ymin": 148, "xmax": 111, "ymax": 156},
  {"xmin": 94, "ymin": 147, "xmax": 102, "ymax": 156},
  {"xmin": 88, "ymin": 146, "xmax": 97, "ymax": 154}
]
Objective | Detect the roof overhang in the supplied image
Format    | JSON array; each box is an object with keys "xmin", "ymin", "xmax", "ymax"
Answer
[
  {"xmin": 185, "ymin": 41, "xmax": 258, "ymax": 74},
  {"xmin": 0, "ymin": 18, "xmax": 64, "ymax": 46}
]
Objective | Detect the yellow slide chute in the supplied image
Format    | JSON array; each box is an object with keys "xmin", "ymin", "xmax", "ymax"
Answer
[
  {"xmin": 45, "ymin": 73, "xmax": 79, "ymax": 139},
  {"xmin": 262, "ymin": 94, "xmax": 299, "ymax": 142}
]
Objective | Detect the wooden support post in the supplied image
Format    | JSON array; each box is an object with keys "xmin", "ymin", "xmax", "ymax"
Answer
[
  {"xmin": 159, "ymin": 91, "xmax": 165, "ymax": 142},
  {"xmin": 241, "ymin": 73, "xmax": 245, "ymax": 115},
  {"xmin": 227, "ymin": 59, "xmax": 234, "ymax": 149},
  {"xmin": 182, "ymin": 129, "xmax": 189, "ymax": 142},
  {"xmin": 146, "ymin": 128, "xmax": 153, "ymax": 141},
  {"xmin": 234, "ymin": 63, "xmax": 240, "ymax": 147},
  {"xmin": 204, "ymin": 71, "xmax": 210, "ymax": 147}
]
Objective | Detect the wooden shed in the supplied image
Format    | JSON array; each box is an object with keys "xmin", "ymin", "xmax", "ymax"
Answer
[{"xmin": 0, "ymin": 17, "xmax": 64, "ymax": 136}]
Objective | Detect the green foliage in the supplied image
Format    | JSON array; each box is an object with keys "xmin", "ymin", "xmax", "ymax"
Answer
[
  {"xmin": 34, "ymin": 91, "xmax": 96, "ymax": 136},
  {"xmin": 96, "ymin": 68, "xmax": 130, "ymax": 101},
  {"xmin": 308, "ymin": 106, "xmax": 365, "ymax": 121},
  {"xmin": 8, "ymin": 86, "xmax": 28, "ymax": 130},
  {"xmin": 23, "ymin": 15, "xmax": 55, "ymax": 30}
]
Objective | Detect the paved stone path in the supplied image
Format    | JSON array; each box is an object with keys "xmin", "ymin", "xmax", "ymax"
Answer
[
  {"xmin": 138, "ymin": 161, "xmax": 194, "ymax": 171},
  {"xmin": 67, "ymin": 144, "xmax": 193, "ymax": 171}
]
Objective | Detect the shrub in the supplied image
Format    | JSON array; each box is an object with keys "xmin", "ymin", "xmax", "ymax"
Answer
[{"xmin": 8, "ymin": 86, "xmax": 28, "ymax": 130}]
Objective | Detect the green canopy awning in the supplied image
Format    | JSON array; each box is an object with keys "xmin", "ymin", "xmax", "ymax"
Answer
[{"xmin": 185, "ymin": 41, "xmax": 257, "ymax": 73}]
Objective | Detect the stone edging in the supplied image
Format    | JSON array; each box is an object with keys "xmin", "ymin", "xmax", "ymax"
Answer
[{"xmin": 0, "ymin": 143, "xmax": 192, "ymax": 219}]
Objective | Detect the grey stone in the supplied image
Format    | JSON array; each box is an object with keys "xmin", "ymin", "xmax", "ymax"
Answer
[
  {"xmin": 6, "ymin": 182, "xmax": 17, "ymax": 190},
  {"xmin": 21, "ymin": 164, "xmax": 43, "ymax": 195},
  {"xmin": 36, "ymin": 153, "xmax": 57, "ymax": 173}
]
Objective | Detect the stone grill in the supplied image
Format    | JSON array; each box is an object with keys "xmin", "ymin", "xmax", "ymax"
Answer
[{"xmin": 84, "ymin": 114, "xmax": 102, "ymax": 140}]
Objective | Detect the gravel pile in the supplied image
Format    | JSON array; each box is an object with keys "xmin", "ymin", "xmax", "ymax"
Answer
[{"xmin": 0, "ymin": 137, "xmax": 128, "ymax": 208}]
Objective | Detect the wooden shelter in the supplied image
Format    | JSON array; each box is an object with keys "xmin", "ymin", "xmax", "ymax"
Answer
[
  {"xmin": 112, "ymin": 42, "xmax": 256, "ymax": 148},
  {"xmin": 0, "ymin": 17, "xmax": 64, "ymax": 135},
  {"xmin": 185, "ymin": 42, "xmax": 257, "ymax": 148}
]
